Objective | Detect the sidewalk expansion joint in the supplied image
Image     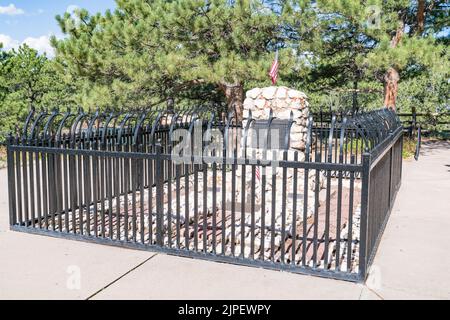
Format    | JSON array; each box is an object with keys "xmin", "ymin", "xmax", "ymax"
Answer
[{"xmin": 86, "ymin": 253, "xmax": 158, "ymax": 300}]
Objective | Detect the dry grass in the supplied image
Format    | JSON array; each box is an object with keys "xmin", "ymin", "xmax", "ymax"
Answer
[
  {"xmin": 342, "ymin": 137, "xmax": 418, "ymax": 160},
  {"xmin": 0, "ymin": 146, "xmax": 6, "ymax": 169},
  {"xmin": 402, "ymin": 138, "xmax": 417, "ymax": 160}
]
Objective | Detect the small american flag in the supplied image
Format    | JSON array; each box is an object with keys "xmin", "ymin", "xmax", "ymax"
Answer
[
  {"xmin": 269, "ymin": 50, "xmax": 279, "ymax": 85},
  {"xmin": 255, "ymin": 166, "xmax": 261, "ymax": 182}
]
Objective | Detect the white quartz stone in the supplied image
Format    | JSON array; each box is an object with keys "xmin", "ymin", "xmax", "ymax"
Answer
[
  {"xmin": 275, "ymin": 87, "xmax": 288, "ymax": 99},
  {"xmin": 261, "ymin": 87, "xmax": 277, "ymax": 100},
  {"xmin": 254, "ymin": 99, "xmax": 266, "ymax": 110},
  {"xmin": 277, "ymin": 109, "xmax": 294, "ymax": 119},
  {"xmin": 288, "ymin": 90, "xmax": 307, "ymax": 99},
  {"xmin": 246, "ymin": 88, "xmax": 262, "ymax": 99},
  {"xmin": 243, "ymin": 98, "xmax": 255, "ymax": 111}
]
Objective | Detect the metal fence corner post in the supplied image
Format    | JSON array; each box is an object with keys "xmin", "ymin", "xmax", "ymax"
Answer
[
  {"xmin": 400, "ymin": 132, "xmax": 404, "ymax": 182},
  {"xmin": 155, "ymin": 142, "xmax": 164, "ymax": 247},
  {"xmin": 358, "ymin": 152, "xmax": 371, "ymax": 281},
  {"xmin": 6, "ymin": 135, "xmax": 17, "ymax": 227},
  {"xmin": 388, "ymin": 132, "xmax": 394, "ymax": 208},
  {"xmin": 411, "ymin": 107, "xmax": 417, "ymax": 138}
]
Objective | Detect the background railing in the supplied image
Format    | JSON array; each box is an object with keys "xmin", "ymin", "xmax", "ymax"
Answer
[{"xmin": 397, "ymin": 107, "xmax": 450, "ymax": 138}]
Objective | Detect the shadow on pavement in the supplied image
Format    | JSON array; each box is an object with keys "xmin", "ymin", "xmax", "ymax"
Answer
[{"xmin": 419, "ymin": 140, "xmax": 450, "ymax": 157}]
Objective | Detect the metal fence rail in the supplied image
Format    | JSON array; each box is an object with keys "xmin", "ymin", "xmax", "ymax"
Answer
[
  {"xmin": 6, "ymin": 107, "xmax": 403, "ymax": 282},
  {"xmin": 397, "ymin": 108, "xmax": 450, "ymax": 137}
]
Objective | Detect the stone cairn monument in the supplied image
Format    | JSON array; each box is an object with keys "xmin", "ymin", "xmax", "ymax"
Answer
[
  {"xmin": 234, "ymin": 87, "xmax": 323, "ymax": 251},
  {"xmin": 138, "ymin": 86, "xmax": 326, "ymax": 259},
  {"xmin": 242, "ymin": 86, "xmax": 310, "ymax": 160}
]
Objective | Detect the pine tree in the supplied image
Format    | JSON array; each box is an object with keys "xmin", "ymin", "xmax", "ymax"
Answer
[
  {"xmin": 0, "ymin": 45, "xmax": 78, "ymax": 138},
  {"xmin": 284, "ymin": 0, "xmax": 448, "ymax": 111},
  {"xmin": 50, "ymin": 0, "xmax": 448, "ymax": 115},
  {"xmin": 51, "ymin": 0, "xmax": 285, "ymax": 120}
]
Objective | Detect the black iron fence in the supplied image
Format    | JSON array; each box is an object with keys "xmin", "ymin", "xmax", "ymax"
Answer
[
  {"xmin": 397, "ymin": 108, "xmax": 450, "ymax": 138},
  {"xmin": 5, "ymin": 107, "xmax": 402, "ymax": 282}
]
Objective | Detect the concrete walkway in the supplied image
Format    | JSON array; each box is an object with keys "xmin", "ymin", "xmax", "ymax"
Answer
[
  {"xmin": 362, "ymin": 140, "xmax": 450, "ymax": 299},
  {"xmin": 0, "ymin": 140, "xmax": 448, "ymax": 300}
]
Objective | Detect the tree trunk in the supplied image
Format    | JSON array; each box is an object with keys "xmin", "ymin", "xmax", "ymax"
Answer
[
  {"xmin": 352, "ymin": 80, "xmax": 358, "ymax": 113},
  {"xmin": 390, "ymin": 26, "xmax": 404, "ymax": 48},
  {"xmin": 383, "ymin": 67, "xmax": 400, "ymax": 111},
  {"xmin": 383, "ymin": 22, "xmax": 404, "ymax": 111},
  {"xmin": 417, "ymin": 0, "xmax": 426, "ymax": 34},
  {"xmin": 220, "ymin": 83, "xmax": 244, "ymax": 123}
]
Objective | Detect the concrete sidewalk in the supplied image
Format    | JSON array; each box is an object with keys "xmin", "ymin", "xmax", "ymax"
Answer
[
  {"xmin": 0, "ymin": 140, "xmax": 449, "ymax": 300},
  {"xmin": 363, "ymin": 140, "xmax": 450, "ymax": 299}
]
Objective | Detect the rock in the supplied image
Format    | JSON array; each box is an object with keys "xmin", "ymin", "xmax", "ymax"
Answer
[
  {"xmin": 289, "ymin": 100, "xmax": 303, "ymax": 110},
  {"xmin": 297, "ymin": 152, "xmax": 306, "ymax": 162},
  {"xmin": 288, "ymin": 90, "xmax": 307, "ymax": 99},
  {"xmin": 292, "ymin": 110, "xmax": 302, "ymax": 118},
  {"xmin": 291, "ymin": 140, "xmax": 306, "ymax": 151},
  {"xmin": 277, "ymin": 109, "xmax": 294, "ymax": 119},
  {"xmin": 308, "ymin": 170, "xmax": 325, "ymax": 191},
  {"xmin": 243, "ymin": 98, "xmax": 255, "ymax": 111},
  {"xmin": 276, "ymin": 87, "xmax": 288, "ymax": 99},
  {"xmin": 246, "ymin": 88, "xmax": 261, "ymax": 99},
  {"xmin": 273, "ymin": 99, "xmax": 288, "ymax": 110},
  {"xmin": 303, "ymin": 100, "xmax": 310, "ymax": 109},
  {"xmin": 254, "ymin": 99, "xmax": 266, "ymax": 110},
  {"xmin": 263, "ymin": 108, "xmax": 273, "ymax": 118},
  {"xmin": 319, "ymin": 188, "xmax": 336, "ymax": 204},
  {"xmin": 252, "ymin": 109, "xmax": 265, "ymax": 119},
  {"xmin": 291, "ymin": 124, "xmax": 303, "ymax": 133},
  {"xmin": 295, "ymin": 118, "xmax": 307, "ymax": 127},
  {"xmin": 262, "ymin": 87, "xmax": 277, "ymax": 100},
  {"xmin": 290, "ymin": 133, "xmax": 302, "ymax": 143}
]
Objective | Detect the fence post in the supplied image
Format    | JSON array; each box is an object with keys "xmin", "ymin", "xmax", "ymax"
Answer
[
  {"xmin": 388, "ymin": 132, "xmax": 394, "ymax": 208},
  {"xmin": 48, "ymin": 137, "xmax": 58, "ymax": 225},
  {"xmin": 358, "ymin": 152, "xmax": 371, "ymax": 281},
  {"xmin": 6, "ymin": 135, "xmax": 17, "ymax": 227},
  {"xmin": 155, "ymin": 143, "xmax": 164, "ymax": 246},
  {"xmin": 411, "ymin": 107, "xmax": 417, "ymax": 138},
  {"xmin": 399, "ymin": 133, "xmax": 404, "ymax": 183}
]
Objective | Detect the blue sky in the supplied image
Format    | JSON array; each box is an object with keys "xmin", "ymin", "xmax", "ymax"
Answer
[
  {"xmin": 0, "ymin": 1, "xmax": 116, "ymax": 56},
  {"xmin": 2, "ymin": 1, "xmax": 448, "ymax": 57}
]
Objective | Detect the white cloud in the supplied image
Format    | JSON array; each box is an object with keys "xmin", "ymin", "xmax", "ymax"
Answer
[
  {"xmin": 66, "ymin": 5, "xmax": 81, "ymax": 25},
  {"xmin": 0, "ymin": 34, "xmax": 55, "ymax": 57},
  {"xmin": 23, "ymin": 36, "xmax": 54, "ymax": 57},
  {"xmin": 0, "ymin": 34, "xmax": 19, "ymax": 50},
  {"xmin": 66, "ymin": 5, "xmax": 80, "ymax": 14},
  {"xmin": 0, "ymin": 4, "xmax": 25, "ymax": 15}
]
